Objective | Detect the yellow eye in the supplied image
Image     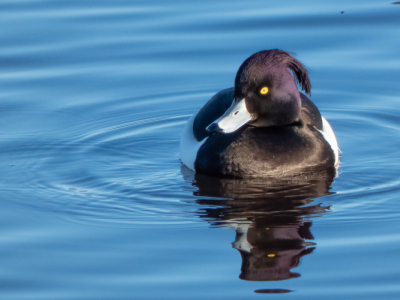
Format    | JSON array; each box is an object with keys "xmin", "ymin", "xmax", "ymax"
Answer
[{"xmin": 260, "ymin": 87, "xmax": 269, "ymax": 94}]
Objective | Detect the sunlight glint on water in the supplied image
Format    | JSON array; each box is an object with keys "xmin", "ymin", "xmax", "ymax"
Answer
[{"xmin": 0, "ymin": 1, "xmax": 400, "ymax": 299}]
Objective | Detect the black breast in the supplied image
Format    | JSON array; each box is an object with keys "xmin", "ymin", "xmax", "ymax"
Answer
[{"xmin": 194, "ymin": 94, "xmax": 334, "ymax": 178}]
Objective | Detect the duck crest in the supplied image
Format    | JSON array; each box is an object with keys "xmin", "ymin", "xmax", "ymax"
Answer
[
  {"xmin": 235, "ymin": 50, "xmax": 311, "ymax": 96},
  {"xmin": 180, "ymin": 50, "xmax": 339, "ymax": 178}
]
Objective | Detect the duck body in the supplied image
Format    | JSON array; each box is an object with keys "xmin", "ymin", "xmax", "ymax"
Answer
[{"xmin": 180, "ymin": 50, "xmax": 339, "ymax": 178}]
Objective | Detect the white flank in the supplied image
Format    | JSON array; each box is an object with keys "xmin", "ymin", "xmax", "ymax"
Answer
[
  {"xmin": 318, "ymin": 116, "xmax": 340, "ymax": 166},
  {"xmin": 179, "ymin": 114, "xmax": 207, "ymax": 171}
]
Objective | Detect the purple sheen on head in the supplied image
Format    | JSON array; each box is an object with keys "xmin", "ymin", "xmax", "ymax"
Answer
[
  {"xmin": 233, "ymin": 50, "xmax": 308, "ymax": 127},
  {"xmin": 234, "ymin": 49, "xmax": 311, "ymax": 97}
]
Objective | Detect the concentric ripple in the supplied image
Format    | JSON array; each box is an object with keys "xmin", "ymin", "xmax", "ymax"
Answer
[{"xmin": 2, "ymin": 93, "xmax": 400, "ymax": 227}]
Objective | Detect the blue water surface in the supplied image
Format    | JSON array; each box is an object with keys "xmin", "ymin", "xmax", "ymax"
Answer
[{"xmin": 1, "ymin": 0, "xmax": 400, "ymax": 299}]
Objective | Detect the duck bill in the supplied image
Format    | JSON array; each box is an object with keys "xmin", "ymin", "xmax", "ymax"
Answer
[{"xmin": 206, "ymin": 98, "xmax": 253, "ymax": 134}]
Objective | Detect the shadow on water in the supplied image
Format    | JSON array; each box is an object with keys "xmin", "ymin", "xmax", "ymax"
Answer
[{"xmin": 182, "ymin": 166, "xmax": 336, "ymax": 292}]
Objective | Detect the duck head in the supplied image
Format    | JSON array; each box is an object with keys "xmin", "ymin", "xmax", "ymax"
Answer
[{"xmin": 206, "ymin": 50, "xmax": 311, "ymax": 134}]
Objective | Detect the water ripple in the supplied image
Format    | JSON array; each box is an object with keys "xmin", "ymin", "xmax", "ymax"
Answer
[{"xmin": 2, "ymin": 93, "xmax": 399, "ymax": 228}]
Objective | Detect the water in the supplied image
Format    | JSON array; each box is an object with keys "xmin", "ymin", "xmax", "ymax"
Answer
[{"xmin": 1, "ymin": 0, "xmax": 400, "ymax": 299}]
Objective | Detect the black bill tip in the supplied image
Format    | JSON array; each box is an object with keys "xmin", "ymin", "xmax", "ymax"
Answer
[{"xmin": 206, "ymin": 123, "xmax": 223, "ymax": 134}]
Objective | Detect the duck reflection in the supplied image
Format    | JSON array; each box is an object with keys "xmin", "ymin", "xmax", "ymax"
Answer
[{"xmin": 182, "ymin": 166, "xmax": 335, "ymax": 282}]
